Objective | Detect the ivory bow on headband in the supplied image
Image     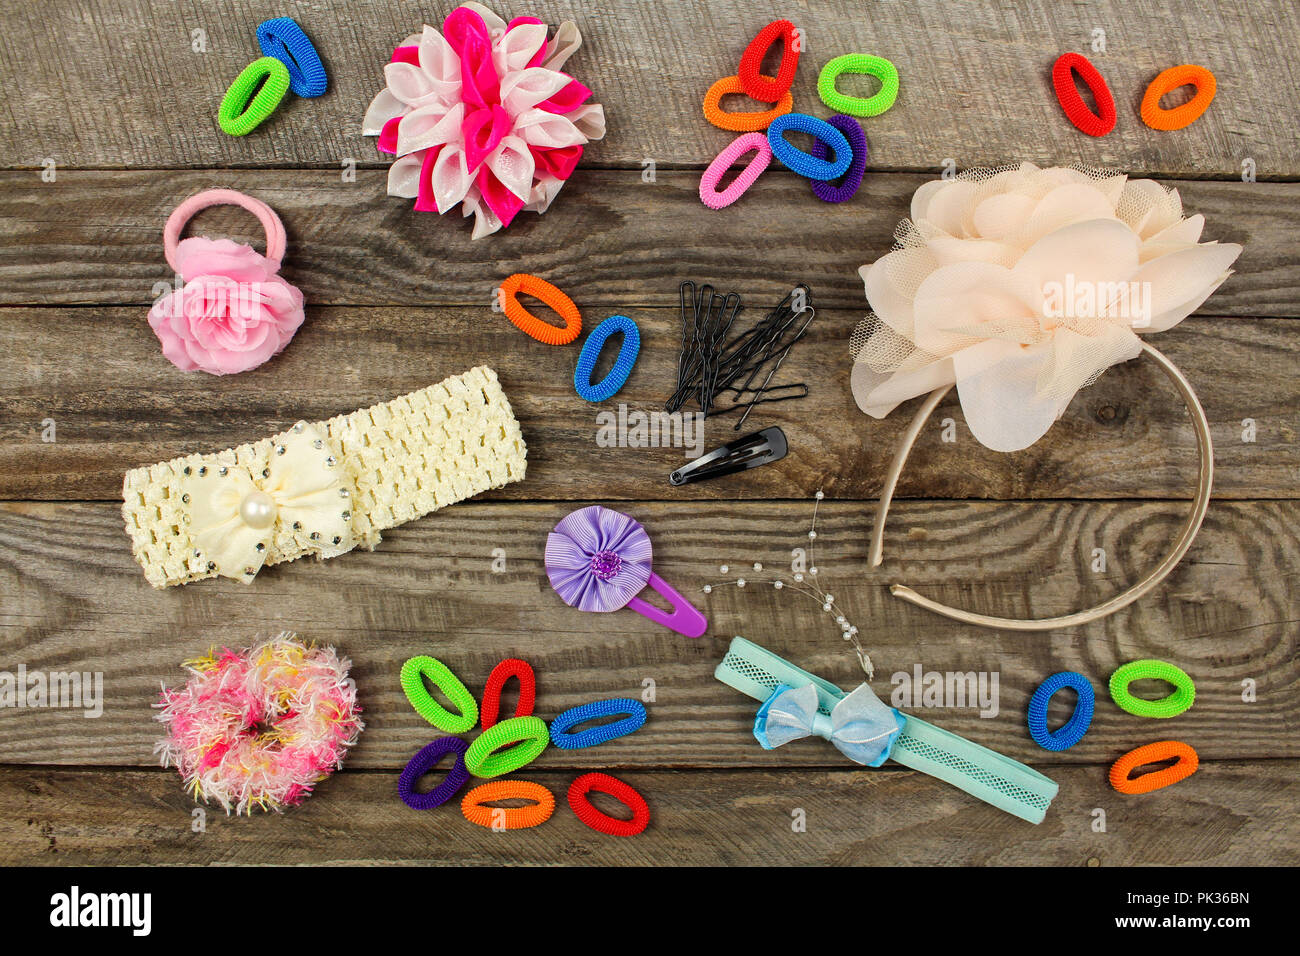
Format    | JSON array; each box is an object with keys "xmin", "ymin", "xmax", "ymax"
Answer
[
  {"xmin": 755, "ymin": 682, "xmax": 905, "ymax": 767},
  {"xmin": 184, "ymin": 422, "xmax": 355, "ymax": 581}
]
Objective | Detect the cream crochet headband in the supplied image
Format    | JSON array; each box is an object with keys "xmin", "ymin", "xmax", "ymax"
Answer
[{"xmin": 123, "ymin": 366, "xmax": 526, "ymax": 588}]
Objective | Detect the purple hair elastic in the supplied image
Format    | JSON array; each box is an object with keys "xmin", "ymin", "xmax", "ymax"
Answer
[
  {"xmin": 545, "ymin": 505, "xmax": 708, "ymax": 638},
  {"xmin": 398, "ymin": 736, "xmax": 470, "ymax": 810},
  {"xmin": 811, "ymin": 115, "xmax": 868, "ymax": 203}
]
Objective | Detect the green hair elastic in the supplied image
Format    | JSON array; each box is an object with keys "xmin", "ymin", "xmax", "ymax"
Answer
[
  {"xmin": 817, "ymin": 54, "xmax": 900, "ymax": 118},
  {"xmin": 1109, "ymin": 659, "xmax": 1196, "ymax": 719},
  {"xmin": 465, "ymin": 716, "xmax": 549, "ymax": 778},
  {"xmin": 219, "ymin": 57, "xmax": 292, "ymax": 136},
  {"xmin": 400, "ymin": 655, "xmax": 479, "ymax": 733}
]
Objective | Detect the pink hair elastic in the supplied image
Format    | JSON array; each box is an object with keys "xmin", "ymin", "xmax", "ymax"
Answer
[
  {"xmin": 150, "ymin": 189, "xmax": 306, "ymax": 376},
  {"xmin": 699, "ymin": 133, "xmax": 772, "ymax": 210}
]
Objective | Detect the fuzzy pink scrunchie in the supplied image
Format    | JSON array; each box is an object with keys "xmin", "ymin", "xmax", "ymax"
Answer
[{"xmin": 148, "ymin": 189, "xmax": 305, "ymax": 375}]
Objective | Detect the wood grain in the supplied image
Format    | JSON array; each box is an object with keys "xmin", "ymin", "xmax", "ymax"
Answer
[
  {"xmin": 0, "ymin": 170, "xmax": 1289, "ymax": 313},
  {"xmin": 1, "ymin": 499, "xmax": 1294, "ymax": 768},
  {"xmin": 1, "ymin": 0, "xmax": 1295, "ymax": 177},
  {"xmin": 2, "ymin": 763, "xmax": 1295, "ymax": 866},
  {"xmin": 2, "ymin": 307, "xmax": 1294, "ymax": 501}
]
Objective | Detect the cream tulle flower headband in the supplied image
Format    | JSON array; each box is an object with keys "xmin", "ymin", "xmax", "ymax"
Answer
[{"xmin": 852, "ymin": 163, "xmax": 1242, "ymax": 630}]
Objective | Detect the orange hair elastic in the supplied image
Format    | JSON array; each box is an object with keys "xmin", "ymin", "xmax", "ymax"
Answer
[
  {"xmin": 461, "ymin": 780, "xmax": 556, "ymax": 829},
  {"xmin": 703, "ymin": 75, "xmax": 794, "ymax": 132},
  {"xmin": 1140, "ymin": 65, "xmax": 1216, "ymax": 131},
  {"xmin": 1109, "ymin": 740, "xmax": 1199, "ymax": 795},
  {"xmin": 500, "ymin": 273, "xmax": 582, "ymax": 345}
]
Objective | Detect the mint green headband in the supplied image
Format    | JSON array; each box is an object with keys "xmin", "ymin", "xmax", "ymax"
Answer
[{"xmin": 715, "ymin": 637, "xmax": 1059, "ymax": 824}]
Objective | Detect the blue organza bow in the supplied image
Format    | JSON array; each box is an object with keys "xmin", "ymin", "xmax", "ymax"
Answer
[{"xmin": 754, "ymin": 682, "xmax": 905, "ymax": 767}]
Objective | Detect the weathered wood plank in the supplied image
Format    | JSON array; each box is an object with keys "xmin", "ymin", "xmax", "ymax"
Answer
[
  {"xmin": 2, "ymin": 308, "xmax": 1293, "ymax": 501},
  {"xmin": 1, "ymin": 0, "xmax": 1294, "ymax": 177},
  {"xmin": 1, "ymin": 763, "xmax": 1295, "ymax": 865},
  {"xmin": 1, "ymin": 171, "xmax": 1288, "ymax": 314},
  {"xmin": 1, "ymin": 499, "xmax": 1294, "ymax": 768}
]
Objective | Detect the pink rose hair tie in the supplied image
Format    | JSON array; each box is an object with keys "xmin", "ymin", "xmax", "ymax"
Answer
[{"xmin": 149, "ymin": 189, "xmax": 306, "ymax": 375}]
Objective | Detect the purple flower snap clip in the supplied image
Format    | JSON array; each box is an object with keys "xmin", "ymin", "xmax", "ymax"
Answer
[{"xmin": 545, "ymin": 505, "xmax": 708, "ymax": 638}]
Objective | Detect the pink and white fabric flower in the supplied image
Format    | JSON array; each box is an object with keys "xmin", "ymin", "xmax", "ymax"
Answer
[
  {"xmin": 850, "ymin": 163, "xmax": 1242, "ymax": 451},
  {"xmin": 362, "ymin": 3, "xmax": 606, "ymax": 239}
]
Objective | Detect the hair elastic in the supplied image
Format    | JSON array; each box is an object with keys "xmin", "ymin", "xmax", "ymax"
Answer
[
  {"xmin": 1051, "ymin": 52, "xmax": 1116, "ymax": 137},
  {"xmin": 1026, "ymin": 671, "xmax": 1094, "ymax": 751},
  {"xmin": 1140, "ymin": 64, "xmax": 1216, "ymax": 131},
  {"xmin": 702, "ymin": 75, "xmax": 794, "ymax": 132},
  {"xmin": 461, "ymin": 780, "xmax": 555, "ymax": 829},
  {"xmin": 464, "ymin": 715, "xmax": 550, "ymax": 778},
  {"xmin": 480, "ymin": 658, "xmax": 536, "ymax": 730},
  {"xmin": 1109, "ymin": 660, "xmax": 1195, "ymax": 719},
  {"xmin": 398, "ymin": 736, "xmax": 470, "ymax": 810},
  {"xmin": 401, "ymin": 655, "xmax": 479, "ymax": 733},
  {"xmin": 257, "ymin": 17, "xmax": 328, "ymax": 98},
  {"xmin": 767, "ymin": 113, "xmax": 851, "ymax": 181},
  {"xmin": 810, "ymin": 115, "xmax": 867, "ymax": 203},
  {"xmin": 817, "ymin": 53, "xmax": 900, "ymax": 117},
  {"xmin": 699, "ymin": 133, "xmax": 773, "ymax": 210},
  {"xmin": 575, "ymin": 315, "xmax": 641, "ymax": 401},
  {"xmin": 549, "ymin": 698, "xmax": 647, "ymax": 750},
  {"xmin": 219, "ymin": 56, "xmax": 292, "ymax": 136},
  {"xmin": 499, "ymin": 273, "xmax": 582, "ymax": 345},
  {"xmin": 738, "ymin": 19, "xmax": 801, "ymax": 102},
  {"xmin": 1109, "ymin": 740, "xmax": 1199, "ymax": 795},
  {"xmin": 568, "ymin": 772, "xmax": 650, "ymax": 836}
]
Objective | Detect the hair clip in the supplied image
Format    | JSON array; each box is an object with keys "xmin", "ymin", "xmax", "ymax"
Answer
[
  {"xmin": 670, "ymin": 426, "xmax": 788, "ymax": 486},
  {"xmin": 853, "ymin": 163, "xmax": 1241, "ymax": 630},
  {"xmin": 545, "ymin": 505, "xmax": 708, "ymax": 638},
  {"xmin": 149, "ymin": 189, "xmax": 304, "ymax": 375},
  {"xmin": 123, "ymin": 366, "xmax": 526, "ymax": 588},
  {"xmin": 716, "ymin": 637, "xmax": 1059, "ymax": 823}
]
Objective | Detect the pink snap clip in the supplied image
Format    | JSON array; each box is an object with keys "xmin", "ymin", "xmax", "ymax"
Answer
[
  {"xmin": 149, "ymin": 189, "xmax": 305, "ymax": 376},
  {"xmin": 699, "ymin": 133, "xmax": 772, "ymax": 210}
]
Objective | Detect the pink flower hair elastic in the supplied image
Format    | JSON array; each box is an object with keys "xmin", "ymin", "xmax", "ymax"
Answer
[
  {"xmin": 361, "ymin": 3, "xmax": 606, "ymax": 239},
  {"xmin": 852, "ymin": 163, "xmax": 1242, "ymax": 630},
  {"xmin": 149, "ymin": 189, "xmax": 305, "ymax": 376}
]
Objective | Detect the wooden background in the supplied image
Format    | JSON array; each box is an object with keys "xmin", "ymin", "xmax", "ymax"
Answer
[{"xmin": 1, "ymin": 0, "xmax": 1296, "ymax": 865}]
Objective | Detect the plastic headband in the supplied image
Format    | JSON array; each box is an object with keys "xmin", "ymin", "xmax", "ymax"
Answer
[
  {"xmin": 871, "ymin": 342, "xmax": 1213, "ymax": 630},
  {"xmin": 715, "ymin": 637, "xmax": 1058, "ymax": 824},
  {"xmin": 122, "ymin": 366, "xmax": 527, "ymax": 587}
]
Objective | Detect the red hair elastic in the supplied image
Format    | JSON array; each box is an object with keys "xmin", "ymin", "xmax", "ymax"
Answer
[
  {"xmin": 480, "ymin": 658, "xmax": 537, "ymax": 730},
  {"xmin": 1109, "ymin": 740, "xmax": 1200, "ymax": 795},
  {"xmin": 1051, "ymin": 52, "xmax": 1116, "ymax": 137},
  {"xmin": 567, "ymin": 772, "xmax": 649, "ymax": 837},
  {"xmin": 500, "ymin": 273, "xmax": 582, "ymax": 345},
  {"xmin": 738, "ymin": 19, "xmax": 801, "ymax": 102}
]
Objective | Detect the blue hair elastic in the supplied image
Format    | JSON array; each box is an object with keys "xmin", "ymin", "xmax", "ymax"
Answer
[
  {"xmin": 257, "ymin": 17, "xmax": 328, "ymax": 98},
  {"xmin": 549, "ymin": 698, "xmax": 648, "ymax": 750},
  {"xmin": 767, "ymin": 113, "xmax": 851, "ymax": 181},
  {"xmin": 574, "ymin": 314, "xmax": 640, "ymax": 403},
  {"xmin": 1026, "ymin": 671, "xmax": 1094, "ymax": 751}
]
